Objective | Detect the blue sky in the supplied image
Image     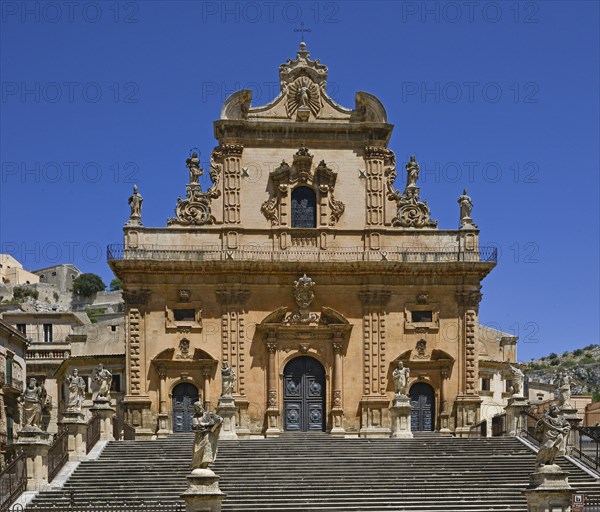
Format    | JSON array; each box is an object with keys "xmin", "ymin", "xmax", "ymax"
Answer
[{"xmin": 1, "ymin": 1, "xmax": 598, "ymax": 361}]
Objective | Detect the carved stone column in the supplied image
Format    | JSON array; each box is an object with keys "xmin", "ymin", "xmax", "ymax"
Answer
[
  {"xmin": 454, "ymin": 290, "xmax": 483, "ymax": 437},
  {"xmin": 202, "ymin": 368, "xmax": 212, "ymax": 412},
  {"xmin": 122, "ymin": 288, "xmax": 153, "ymax": 440},
  {"xmin": 439, "ymin": 367, "xmax": 452, "ymax": 435},
  {"xmin": 214, "ymin": 144, "xmax": 244, "ymax": 225},
  {"xmin": 156, "ymin": 367, "xmax": 169, "ymax": 438},
  {"xmin": 216, "ymin": 285, "xmax": 250, "ymax": 437},
  {"xmin": 363, "ymin": 146, "xmax": 389, "ymax": 226},
  {"xmin": 358, "ymin": 289, "xmax": 392, "ymax": 438},
  {"xmin": 265, "ymin": 336, "xmax": 281, "ymax": 437},
  {"xmin": 330, "ymin": 338, "xmax": 345, "ymax": 435}
]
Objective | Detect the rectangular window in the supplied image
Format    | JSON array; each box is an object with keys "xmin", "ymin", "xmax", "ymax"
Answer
[
  {"xmin": 111, "ymin": 374, "xmax": 121, "ymax": 392},
  {"xmin": 173, "ymin": 309, "xmax": 195, "ymax": 322},
  {"xmin": 481, "ymin": 377, "xmax": 491, "ymax": 392},
  {"xmin": 6, "ymin": 355, "xmax": 13, "ymax": 387},
  {"xmin": 505, "ymin": 379, "xmax": 513, "ymax": 393},
  {"xmin": 110, "ymin": 325, "xmax": 117, "ymax": 332},
  {"xmin": 7, "ymin": 416, "xmax": 14, "ymax": 444},
  {"xmin": 16, "ymin": 324, "xmax": 26, "ymax": 334},
  {"xmin": 43, "ymin": 324, "xmax": 53, "ymax": 343},
  {"xmin": 411, "ymin": 310, "xmax": 433, "ymax": 323}
]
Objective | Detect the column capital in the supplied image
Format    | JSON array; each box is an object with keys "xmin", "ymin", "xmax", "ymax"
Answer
[
  {"xmin": 123, "ymin": 288, "xmax": 151, "ymax": 307},
  {"xmin": 215, "ymin": 286, "xmax": 250, "ymax": 306},
  {"xmin": 456, "ymin": 290, "xmax": 482, "ymax": 309},
  {"xmin": 266, "ymin": 342, "xmax": 278, "ymax": 354},
  {"xmin": 364, "ymin": 146, "xmax": 393, "ymax": 160}
]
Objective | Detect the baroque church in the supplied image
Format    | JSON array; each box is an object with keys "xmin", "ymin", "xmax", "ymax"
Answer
[{"xmin": 108, "ymin": 43, "xmax": 517, "ymax": 440}]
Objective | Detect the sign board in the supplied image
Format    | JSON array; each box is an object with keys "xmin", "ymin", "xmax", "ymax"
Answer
[{"xmin": 572, "ymin": 493, "xmax": 585, "ymax": 512}]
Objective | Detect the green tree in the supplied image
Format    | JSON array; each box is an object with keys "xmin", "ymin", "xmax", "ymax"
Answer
[
  {"xmin": 592, "ymin": 391, "xmax": 600, "ymax": 403},
  {"xmin": 12, "ymin": 286, "xmax": 39, "ymax": 301},
  {"xmin": 72, "ymin": 273, "xmax": 105, "ymax": 297},
  {"xmin": 110, "ymin": 278, "xmax": 122, "ymax": 291}
]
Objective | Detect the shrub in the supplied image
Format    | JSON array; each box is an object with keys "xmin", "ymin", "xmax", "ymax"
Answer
[
  {"xmin": 72, "ymin": 274, "xmax": 105, "ymax": 297},
  {"xmin": 550, "ymin": 359, "xmax": 560, "ymax": 366},
  {"xmin": 573, "ymin": 349, "xmax": 583, "ymax": 357},
  {"xmin": 548, "ymin": 353, "xmax": 558, "ymax": 359},
  {"xmin": 109, "ymin": 278, "xmax": 122, "ymax": 291},
  {"xmin": 12, "ymin": 286, "xmax": 39, "ymax": 301}
]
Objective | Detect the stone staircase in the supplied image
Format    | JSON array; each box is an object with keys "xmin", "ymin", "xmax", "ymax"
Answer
[{"xmin": 24, "ymin": 434, "xmax": 600, "ymax": 511}]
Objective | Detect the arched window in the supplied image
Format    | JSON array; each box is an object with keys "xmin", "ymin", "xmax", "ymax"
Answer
[{"xmin": 291, "ymin": 187, "xmax": 316, "ymax": 228}]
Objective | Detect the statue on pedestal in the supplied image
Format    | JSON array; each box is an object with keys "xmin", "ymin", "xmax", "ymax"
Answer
[
  {"xmin": 221, "ymin": 362, "xmax": 236, "ymax": 398},
  {"xmin": 392, "ymin": 361, "xmax": 410, "ymax": 397},
  {"xmin": 93, "ymin": 364, "xmax": 112, "ymax": 401},
  {"xmin": 534, "ymin": 404, "xmax": 571, "ymax": 468},
  {"xmin": 191, "ymin": 401, "xmax": 223, "ymax": 470},
  {"xmin": 127, "ymin": 185, "xmax": 143, "ymax": 224},
  {"xmin": 555, "ymin": 372, "xmax": 572, "ymax": 408},
  {"xmin": 65, "ymin": 369, "xmax": 86, "ymax": 412},
  {"xmin": 509, "ymin": 365, "xmax": 525, "ymax": 397},
  {"xmin": 405, "ymin": 155, "xmax": 419, "ymax": 189},
  {"xmin": 20, "ymin": 378, "xmax": 47, "ymax": 430}
]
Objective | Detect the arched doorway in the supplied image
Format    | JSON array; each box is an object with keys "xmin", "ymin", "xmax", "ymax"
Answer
[
  {"xmin": 172, "ymin": 382, "xmax": 199, "ymax": 432},
  {"xmin": 410, "ymin": 382, "xmax": 435, "ymax": 432},
  {"xmin": 283, "ymin": 356, "xmax": 326, "ymax": 432}
]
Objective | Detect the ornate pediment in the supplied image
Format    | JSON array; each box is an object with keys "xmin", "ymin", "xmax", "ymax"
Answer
[
  {"xmin": 220, "ymin": 43, "xmax": 387, "ymax": 125},
  {"xmin": 261, "ymin": 145, "xmax": 345, "ymax": 227}
]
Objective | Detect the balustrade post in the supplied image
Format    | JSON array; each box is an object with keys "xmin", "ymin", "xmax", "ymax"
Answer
[{"xmin": 16, "ymin": 429, "xmax": 51, "ymax": 491}]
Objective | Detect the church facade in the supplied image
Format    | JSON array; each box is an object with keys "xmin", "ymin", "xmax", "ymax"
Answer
[{"xmin": 108, "ymin": 43, "xmax": 517, "ymax": 439}]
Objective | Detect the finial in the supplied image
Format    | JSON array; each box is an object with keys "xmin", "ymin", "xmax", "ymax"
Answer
[{"xmin": 294, "ymin": 21, "xmax": 311, "ymax": 45}]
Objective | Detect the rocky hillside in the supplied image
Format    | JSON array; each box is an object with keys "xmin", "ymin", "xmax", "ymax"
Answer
[{"xmin": 523, "ymin": 344, "xmax": 600, "ymax": 397}]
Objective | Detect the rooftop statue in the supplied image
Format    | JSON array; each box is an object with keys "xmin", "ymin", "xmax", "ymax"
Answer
[{"xmin": 127, "ymin": 184, "xmax": 143, "ymax": 225}]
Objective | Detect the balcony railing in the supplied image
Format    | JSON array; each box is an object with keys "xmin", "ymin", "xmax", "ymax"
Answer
[{"xmin": 107, "ymin": 244, "xmax": 497, "ymax": 264}]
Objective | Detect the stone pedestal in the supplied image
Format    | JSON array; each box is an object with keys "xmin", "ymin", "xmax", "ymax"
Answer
[
  {"xmin": 265, "ymin": 409, "xmax": 281, "ymax": 438},
  {"xmin": 359, "ymin": 398, "xmax": 391, "ymax": 438},
  {"xmin": 16, "ymin": 428, "xmax": 51, "ymax": 491},
  {"xmin": 156, "ymin": 413, "xmax": 170, "ymax": 438},
  {"xmin": 234, "ymin": 398, "xmax": 252, "ymax": 439},
  {"xmin": 60, "ymin": 410, "xmax": 87, "ymax": 461},
  {"xmin": 390, "ymin": 396, "xmax": 413, "ymax": 439},
  {"xmin": 181, "ymin": 468, "xmax": 224, "ymax": 512},
  {"xmin": 505, "ymin": 395, "xmax": 530, "ymax": 436},
  {"xmin": 330, "ymin": 408, "xmax": 345, "ymax": 436},
  {"xmin": 216, "ymin": 397, "xmax": 237, "ymax": 441},
  {"xmin": 524, "ymin": 465, "xmax": 573, "ymax": 512},
  {"xmin": 90, "ymin": 399, "xmax": 116, "ymax": 441}
]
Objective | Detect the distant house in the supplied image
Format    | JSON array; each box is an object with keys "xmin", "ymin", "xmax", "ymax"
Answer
[
  {"xmin": 0, "ymin": 254, "xmax": 40, "ymax": 286},
  {"xmin": 33, "ymin": 264, "xmax": 81, "ymax": 292}
]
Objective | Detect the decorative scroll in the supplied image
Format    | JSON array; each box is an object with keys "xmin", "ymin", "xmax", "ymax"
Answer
[{"xmin": 388, "ymin": 155, "xmax": 438, "ymax": 229}]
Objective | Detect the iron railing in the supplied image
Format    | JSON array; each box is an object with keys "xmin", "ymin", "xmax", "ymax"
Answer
[
  {"xmin": 520, "ymin": 409, "xmax": 600, "ymax": 472},
  {"xmin": 492, "ymin": 413, "xmax": 507, "ymax": 437},
  {"xmin": 0, "ymin": 451, "xmax": 26, "ymax": 512},
  {"xmin": 86, "ymin": 414, "xmax": 100, "ymax": 454},
  {"xmin": 468, "ymin": 419, "xmax": 487, "ymax": 438},
  {"xmin": 107, "ymin": 244, "xmax": 498, "ymax": 264},
  {"xmin": 48, "ymin": 428, "xmax": 69, "ymax": 483},
  {"xmin": 573, "ymin": 425, "xmax": 600, "ymax": 471},
  {"xmin": 9, "ymin": 503, "xmax": 184, "ymax": 512},
  {"xmin": 112, "ymin": 415, "xmax": 122, "ymax": 441}
]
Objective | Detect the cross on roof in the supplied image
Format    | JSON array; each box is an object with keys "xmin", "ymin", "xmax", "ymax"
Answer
[{"xmin": 294, "ymin": 22, "xmax": 311, "ymax": 44}]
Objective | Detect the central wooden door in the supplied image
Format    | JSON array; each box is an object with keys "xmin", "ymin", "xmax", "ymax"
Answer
[
  {"xmin": 172, "ymin": 382, "xmax": 199, "ymax": 432},
  {"xmin": 410, "ymin": 382, "xmax": 435, "ymax": 431},
  {"xmin": 283, "ymin": 356, "xmax": 326, "ymax": 432}
]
